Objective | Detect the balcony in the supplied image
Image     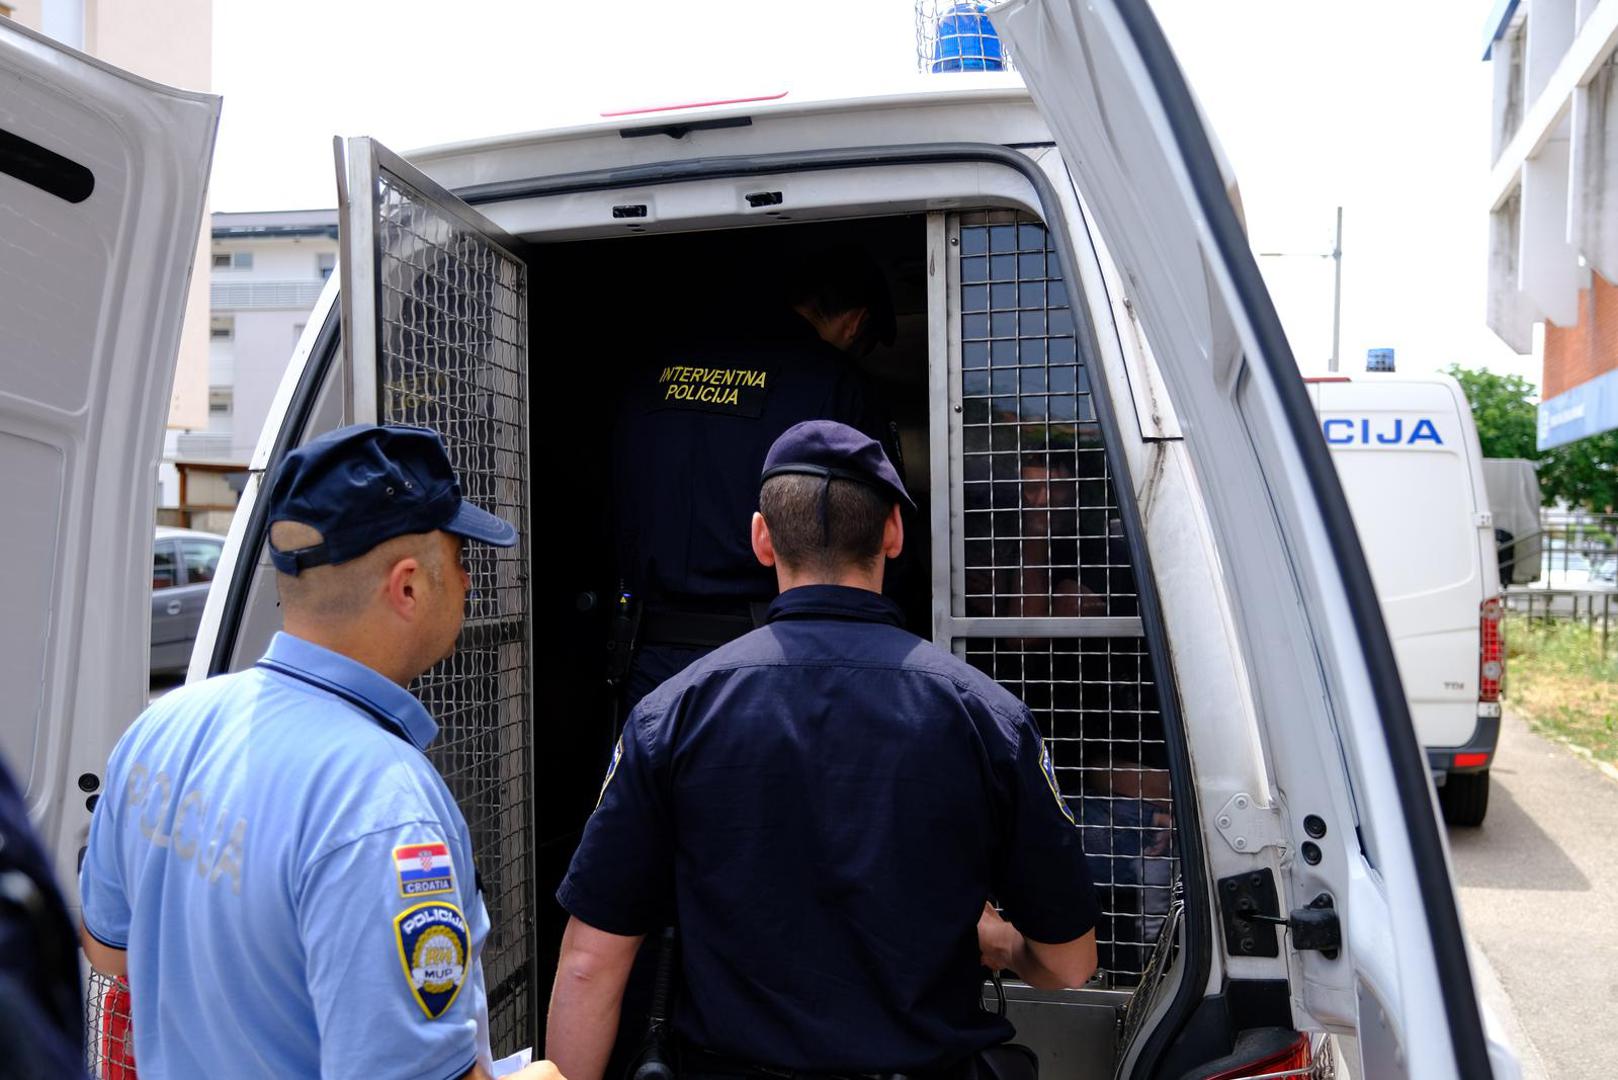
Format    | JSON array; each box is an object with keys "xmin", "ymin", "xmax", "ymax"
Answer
[{"xmin": 210, "ymin": 279, "xmax": 326, "ymax": 312}]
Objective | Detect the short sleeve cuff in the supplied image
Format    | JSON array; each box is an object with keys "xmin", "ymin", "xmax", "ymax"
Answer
[
  {"xmin": 555, "ymin": 878, "xmax": 656, "ymax": 938},
  {"xmin": 1009, "ymin": 898, "xmax": 1099, "ymax": 948},
  {"xmin": 81, "ymin": 919, "xmax": 128, "ymax": 952}
]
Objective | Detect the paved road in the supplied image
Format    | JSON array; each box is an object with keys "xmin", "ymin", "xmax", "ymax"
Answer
[{"xmin": 1449, "ymin": 711, "xmax": 1618, "ymax": 1079}]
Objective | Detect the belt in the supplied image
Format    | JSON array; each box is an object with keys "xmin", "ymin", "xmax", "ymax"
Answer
[
  {"xmin": 639, "ymin": 602, "xmax": 766, "ymax": 649},
  {"xmin": 681, "ymin": 1048, "xmax": 973, "ymax": 1080}
]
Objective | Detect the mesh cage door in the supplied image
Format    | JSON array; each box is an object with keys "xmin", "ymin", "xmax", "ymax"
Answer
[
  {"xmin": 931, "ymin": 210, "xmax": 1175, "ymax": 990},
  {"xmin": 335, "ymin": 136, "xmax": 536, "ymax": 1054}
]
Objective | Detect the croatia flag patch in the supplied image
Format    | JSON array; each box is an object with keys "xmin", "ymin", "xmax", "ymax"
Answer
[{"xmin": 394, "ymin": 841, "xmax": 455, "ymax": 897}]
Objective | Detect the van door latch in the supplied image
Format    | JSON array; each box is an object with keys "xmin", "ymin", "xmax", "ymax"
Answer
[
  {"xmin": 1239, "ymin": 892, "xmax": 1341, "ymax": 959},
  {"xmin": 1212, "ymin": 792, "xmax": 1287, "ymax": 855}
]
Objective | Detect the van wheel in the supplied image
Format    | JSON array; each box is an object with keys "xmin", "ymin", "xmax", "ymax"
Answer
[{"xmin": 1440, "ymin": 770, "xmax": 1490, "ymax": 827}]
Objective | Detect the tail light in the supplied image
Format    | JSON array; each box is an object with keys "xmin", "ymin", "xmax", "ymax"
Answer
[
  {"xmin": 1480, "ymin": 597, "xmax": 1505, "ymax": 703},
  {"xmin": 1200, "ymin": 1030, "xmax": 1313, "ymax": 1079},
  {"xmin": 99, "ymin": 976, "xmax": 137, "ymax": 1079}
]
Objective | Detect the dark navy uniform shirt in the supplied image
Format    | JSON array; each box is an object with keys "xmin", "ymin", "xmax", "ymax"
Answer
[
  {"xmin": 612, "ymin": 309, "xmax": 887, "ymax": 603},
  {"xmin": 558, "ymin": 585, "xmax": 1099, "ymax": 1071}
]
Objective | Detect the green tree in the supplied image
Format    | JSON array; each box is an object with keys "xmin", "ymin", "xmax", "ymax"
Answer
[
  {"xmin": 1445, "ymin": 365, "xmax": 1538, "ymax": 459},
  {"xmin": 1446, "ymin": 364, "xmax": 1618, "ymax": 512}
]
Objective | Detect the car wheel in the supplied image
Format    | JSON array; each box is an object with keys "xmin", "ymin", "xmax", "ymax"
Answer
[{"xmin": 1440, "ymin": 770, "xmax": 1489, "ymax": 827}]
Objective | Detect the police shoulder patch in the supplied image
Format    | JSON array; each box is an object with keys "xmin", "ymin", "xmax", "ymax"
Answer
[
  {"xmin": 1039, "ymin": 740, "xmax": 1078, "ymax": 826},
  {"xmin": 596, "ymin": 736, "xmax": 624, "ymax": 808},
  {"xmin": 394, "ymin": 901, "xmax": 471, "ymax": 1019}
]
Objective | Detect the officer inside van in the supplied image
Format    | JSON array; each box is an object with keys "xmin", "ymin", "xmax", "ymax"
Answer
[
  {"xmin": 610, "ymin": 246, "xmax": 898, "ymax": 710},
  {"xmin": 551, "ymin": 420, "xmax": 1099, "ymax": 1080}
]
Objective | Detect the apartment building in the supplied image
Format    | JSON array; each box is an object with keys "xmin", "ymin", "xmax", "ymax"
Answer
[{"xmin": 1485, "ymin": 0, "xmax": 1618, "ymax": 448}]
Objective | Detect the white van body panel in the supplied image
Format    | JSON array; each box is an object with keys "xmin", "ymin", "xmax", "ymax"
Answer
[
  {"xmin": 1312, "ymin": 375, "xmax": 1501, "ymax": 750},
  {"xmin": 995, "ymin": 0, "xmax": 1475, "ymax": 1072},
  {"xmin": 0, "ymin": 21, "xmax": 219, "ymax": 896}
]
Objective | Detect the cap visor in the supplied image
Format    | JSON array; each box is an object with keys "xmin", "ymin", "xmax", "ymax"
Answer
[{"xmin": 444, "ymin": 501, "xmax": 519, "ymax": 548}]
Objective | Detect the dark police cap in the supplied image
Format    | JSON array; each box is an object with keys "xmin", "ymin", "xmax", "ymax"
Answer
[
  {"xmin": 761, "ymin": 420, "xmax": 916, "ymax": 510},
  {"xmin": 266, "ymin": 424, "xmax": 518, "ymax": 575}
]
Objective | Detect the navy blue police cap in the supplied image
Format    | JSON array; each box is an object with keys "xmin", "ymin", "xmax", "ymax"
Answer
[
  {"xmin": 266, "ymin": 424, "xmax": 518, "ymax": 575},
  {"xmin": 761, "ymin": 420, "xmax": 916, "ymax": 511}
]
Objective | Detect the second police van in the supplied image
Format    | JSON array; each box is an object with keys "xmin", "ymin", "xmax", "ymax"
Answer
[
  {"xmin": 2, "ymin": 2, "xmax": 1521, "ymax": 1078},
  {"xmin": 1310, "ymin": 374, "xmax": 1505, "ymax": 827}
]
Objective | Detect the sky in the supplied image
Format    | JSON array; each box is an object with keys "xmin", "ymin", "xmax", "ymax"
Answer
[{"xmin": 210, "ymin": 0, "xmax": 1540, "ymax": 385}]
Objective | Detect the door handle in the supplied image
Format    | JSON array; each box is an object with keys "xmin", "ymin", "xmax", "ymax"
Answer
[{"xmin": 166, "ymin": 600, "xmax": 182, "ymax": 615}]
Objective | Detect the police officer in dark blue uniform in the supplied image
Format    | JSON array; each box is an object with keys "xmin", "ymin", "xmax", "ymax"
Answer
[
  {"xmin": 551, "ymin": 421, "xmax": 1100, "ymax": 1080},
  {"xmin": 610, "ymin": 248, "xmax": 899, "ymax": 709}
]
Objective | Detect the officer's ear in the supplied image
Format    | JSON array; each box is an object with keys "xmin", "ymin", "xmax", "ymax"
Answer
[
  {"xmin": 751, "ymin": 511, "xmax": 778, "ymax": 569},
  {"xmin": 881, "ymin": 503, "xmax": 903, "ymax": 560}
]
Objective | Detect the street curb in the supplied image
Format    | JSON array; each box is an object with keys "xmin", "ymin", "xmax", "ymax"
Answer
[{"xmin": 1537, "ymin": 726, "xmax": 1618, "ymax": 785}]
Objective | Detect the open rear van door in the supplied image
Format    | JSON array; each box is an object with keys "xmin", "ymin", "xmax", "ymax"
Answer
[
  {"xmin": 332, "ymin": 136, "xmax": 539, "ymax": 1054},
  {"xmin": 0, "ymin": 21, "xmax": 218, "ymax": 896},
  {"xmin": 992, "ymin": 1, "xmax": 1496, "ymax": 1076}
]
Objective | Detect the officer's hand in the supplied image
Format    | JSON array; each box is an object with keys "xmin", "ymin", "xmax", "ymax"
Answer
[
  {"xmin": 977, "ymin": 902, "xmax": 1020, "ymax": 973},
  {"xmin": 509, "ymin": 1061, "xmax": 567, "ymax": 1080}
]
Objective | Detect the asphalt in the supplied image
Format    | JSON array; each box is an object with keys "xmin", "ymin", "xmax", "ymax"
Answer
[{"xmin": 1448, "ymin": 710, "xmax": 1618, "ymax": 1079}]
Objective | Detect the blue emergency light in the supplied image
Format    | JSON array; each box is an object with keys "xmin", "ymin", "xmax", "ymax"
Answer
[{"xmin": 930, "ymin": 2, "xmax": 1007, "ymax": 72}]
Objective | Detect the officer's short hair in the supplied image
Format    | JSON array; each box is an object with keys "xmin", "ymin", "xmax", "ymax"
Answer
[
  {"xmin": 270, "ymin": 521, "xmax": 445, "ymax": 618},
  {"xmin": 785, "ymin": 246, "xmax": 896, "ymax": 349},
  {"xmin": 760, "ymin": 474, "xmax": 891, "ymax": 572}
]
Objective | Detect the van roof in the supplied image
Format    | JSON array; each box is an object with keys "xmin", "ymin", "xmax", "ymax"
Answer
[
  {"xmin": 406, "ymin": 75, "xmax": 1047, "ymax": 193},
  {"xmin": 410, "ymin": 74, "xmax": 1031, "ymax": 161}
]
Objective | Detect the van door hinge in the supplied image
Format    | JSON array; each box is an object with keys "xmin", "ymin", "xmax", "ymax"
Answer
[
  {"xmin": 1239, "ymin": 892, "xmax": 1341, "ymax": 960},
  {"xmin": 1212, "ymin": 792, "xmax": 1288, "ymax": 855}
]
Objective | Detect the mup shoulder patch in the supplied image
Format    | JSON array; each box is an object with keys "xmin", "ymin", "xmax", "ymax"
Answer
[
  {"xmin": 394, "ymin": 841, "xmax": 454, "ymax": 897},
  {"xmin": 394, "ymin": 901, "xmax": 471, "ymax": 1019},
  {"xmin": 1040, "ymin": 740, "xmax": 1078, "ymax": 826}
]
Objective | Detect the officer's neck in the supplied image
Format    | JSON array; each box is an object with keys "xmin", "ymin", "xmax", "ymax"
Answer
[
  {"xmin": 282, "ymin": 613, "xmax": 425, "ymax": 687},
  {"xmin": 774, "ymin": 560, "xmax": 885, "ymax": 595}
]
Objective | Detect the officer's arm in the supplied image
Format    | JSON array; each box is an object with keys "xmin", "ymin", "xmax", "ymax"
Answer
[
  {"xmin": 546, "ymin": 916, "xmax": 645, "ymax": 1080},
  {"xmin": 79, "ymin": 923, "xmax": 127, "ymax": 978},
  {"xmin": 977, "ymin": 904, "xmax": 1097, "ymax": 989}
]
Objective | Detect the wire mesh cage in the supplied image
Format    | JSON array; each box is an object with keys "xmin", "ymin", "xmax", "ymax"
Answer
[
  {"xmin": 368, "ymin": 162, "xmax": 537, "ymax": 1054},
  {"xmin": 915, "ymin": 1, "xmax": 1014, "ymax": 73},
  {"xmin": 950, "ymin": 212, "xmax": 1176, "ymax": 988}
]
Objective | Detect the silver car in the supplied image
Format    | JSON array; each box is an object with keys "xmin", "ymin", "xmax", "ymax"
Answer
[{"xmin": 150, "ymin": 526, "xmax": 225, "ymax": 677}]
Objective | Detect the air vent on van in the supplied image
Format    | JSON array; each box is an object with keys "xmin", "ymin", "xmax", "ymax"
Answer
[{"xmin": 612, "ymin": 204, "xmax": 648, "ymax": 219}]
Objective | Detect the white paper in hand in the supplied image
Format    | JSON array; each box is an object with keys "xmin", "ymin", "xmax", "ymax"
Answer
[{"xmin": 492, "ymin": 1048, "xmax": 535, "ymax": 1078}]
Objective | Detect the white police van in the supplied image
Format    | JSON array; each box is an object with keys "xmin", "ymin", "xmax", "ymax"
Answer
[
  {"xmin": 1, "ymin": 4, "xmax": 1520, "ymax": 1078},
  {"xmin": 1309, "ymin": 375, "xmax": 1504, "ymax": 827}
]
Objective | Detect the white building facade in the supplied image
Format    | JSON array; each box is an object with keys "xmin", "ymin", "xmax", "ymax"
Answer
[
  {"xmin": 1485, "ymin": 0, "xmax": 1618, "ymax": 449},
  {"xmin": 159, "ymin": 210, "xmax": 335, "ymax": 529}
]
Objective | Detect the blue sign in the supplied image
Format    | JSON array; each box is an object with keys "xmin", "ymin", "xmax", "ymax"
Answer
[
  {"xmin": 1366, "ymin": 348, "xmax": 1395, "ymax": 373},
  {"xmin": 1537, "ymin": 366, "xmax": 1618, "ymax": 450}
]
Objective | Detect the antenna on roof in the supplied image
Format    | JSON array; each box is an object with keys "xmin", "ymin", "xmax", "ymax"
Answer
[{"xmin": 915, "ymin": 2, "xmax": 1014, "ymax": 73}]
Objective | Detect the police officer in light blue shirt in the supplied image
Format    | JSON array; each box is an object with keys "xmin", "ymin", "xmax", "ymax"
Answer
[{"xmin": 79, "ymin": 424, "xmax": 562, "ymax": 1080}]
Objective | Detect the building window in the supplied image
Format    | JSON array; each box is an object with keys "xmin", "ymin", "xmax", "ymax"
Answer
[
  {"xmin": 232, "ymin": 251, "xmax": 254, "ymax": 270},
  {"xmin": 208, "ymin": 387, "xmax": 233, "ymax": 415},
  {"xmin": 212, "ymin": 252, "xmax": 231, "ymax": 269},
  {"xmin": 317, "ymin": 252, "xmax": 336, "ymax": 280},
  {"xmin": 210, "ymin": 316, "xmax": 234, "ymax": 341}
]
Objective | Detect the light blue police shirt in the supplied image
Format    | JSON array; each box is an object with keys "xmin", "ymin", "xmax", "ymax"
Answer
[{"xmin": 80, "ymin": 632, "xmax": 491, "ymax": 1079}]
